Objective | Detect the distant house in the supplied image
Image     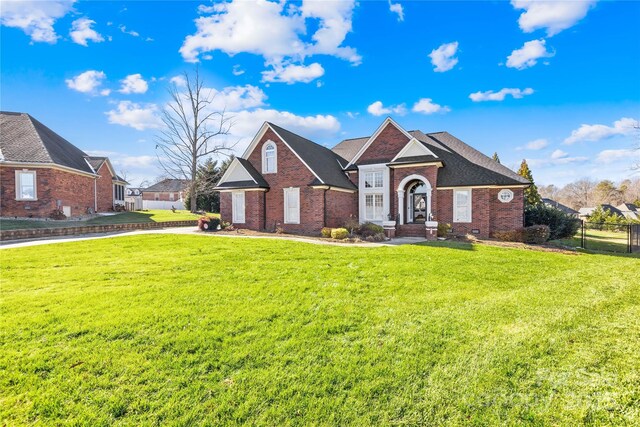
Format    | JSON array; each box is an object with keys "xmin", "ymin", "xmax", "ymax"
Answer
[
  {"xmin": 141, "ymin": 179, "xmax": 190, "ymax": 210},
  {"xmin": 617, "ymin": 203, "xmax": 639, "ymax": 221},
  {"xmin": 578, "ymin": 204, "xmax": 625, "ymax": 220},
  {"xmin": 542, "ymin": 198, "xmax": 578, "ymax": 217},
  {"xmin": 125, "ymin": 187, "xmax": 143, "ymax": 211},
  {"xmin": 0, "ymin": 111, "xmax": 127, "ymax": 218}
]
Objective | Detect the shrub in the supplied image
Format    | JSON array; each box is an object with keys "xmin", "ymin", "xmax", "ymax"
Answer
[
  {"xmin": 220, "ymin": 220, "xmax": 231, "ymax": 230},
  {"xmin": 493, "ymin": 229, "xmax": 524, "ymax": 242},
  {"xmin": 359, "ymin": 222, "xmax": 384, "ymax": 237},
  {"xmin": 49, "ymin": 209, "xmax": 66, "ymax": 220},
  {"xmin": 437, "ymin": 223, "xmax": 451, "ymax": 238},
  {"xmin": 364, "ymin": 232, "xmax": 386, "ymax": 242},
  {"xmin": 331, "ymin": 228, "xmax": 349, "ymax": 240},
  {"xmin": 343, "ymin": 217, "xmax": 360, "ymax": 235},
  {"xmin": 522, "ymin": 225, "xmax": 550, "ymax": 244},
  {"xmin": 525, "ymin": 204, "xmax": 580, "ymax": 240},
  {"xmin": 320, "ymin": 227, "xmax": 333, "ymax": 238}
]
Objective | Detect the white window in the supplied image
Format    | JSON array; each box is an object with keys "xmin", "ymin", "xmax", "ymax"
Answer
[
  {"xmin": 169, "ymin": 192, "xmax": 175, "ymax": 201},
  {"xmin": 232, "ymin": 191, "xmax": 245, "ymax": 223},
  {"xmin": 154, "ymin": 193, "xmax": 160, "ymax": 201},
  {"xmin": 262, "ymin": 142, "xmax": 277, "ymax": 174},
  {"xmin": 284, "ymin": 187, "xmax": 300, "ymax": 224},
  {"xmin": 364, "ymin": 171, "xmax": 383, "ymax": 188},
  {"xmin": 454, "ymin": 189, "xmax": 472, "ymax": 223},
  {"xmin": 365, "ymin": 194, "xmax": 384, "ymax": 221},
  {"xmin": 15, "ymin": 170, "xmax": 37, "ymax": 200},
  {"xmin": 498, "ymin": 189, "xmax": 514, "ymax": 203}
]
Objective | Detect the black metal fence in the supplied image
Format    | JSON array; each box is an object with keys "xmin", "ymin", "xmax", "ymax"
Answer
[{"xmin": 580, "ymin": 222, "xmax": 640, "ymax": 254}]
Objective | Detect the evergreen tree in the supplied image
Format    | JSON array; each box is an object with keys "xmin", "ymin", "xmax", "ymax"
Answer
[
  {"xmin": 183, "ymin": 155, "xmax": 234, "ymax": 212},
  {"xmin": 492, "ymin": 152, "xmax": 501, "ymax": 163},
  {"xmin": 518, "ymin": 159, "xmax": 542, "ymax": 206}
]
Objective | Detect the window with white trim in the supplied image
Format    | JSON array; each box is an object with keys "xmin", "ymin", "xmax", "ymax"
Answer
[
  {"xmin": 169, "ymin": 192, "xmax": 175, "ymax": 201},
  {"xmin": 263, "ymin": 142, "xmax": 277, "ymax": 173},
  {"xmin": 15, "ymin": 170, "xmax": 37, "ymax": 200},
  {"xmin": 364, "ymin": 171, "xmax": 383, "ymax": 188},
  {"xmin": 232, "ymin": 191, "xmax": 245, "ymax": 223},
  {"xmin": 284, "ymin": 187, "xmax": 300, "ymax": 224},
  {"xmin": 365, "ymin": 193, "xmax": 384, "ymax": 221},
  {"xmin": 453, "ymin": 189, "xmax": 472, "ymax": 223}
]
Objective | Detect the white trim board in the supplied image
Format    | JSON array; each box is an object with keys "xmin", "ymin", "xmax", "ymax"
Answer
[{"xmin": 216, "ymin": 158, "xmax": 257, "ymax": 187}]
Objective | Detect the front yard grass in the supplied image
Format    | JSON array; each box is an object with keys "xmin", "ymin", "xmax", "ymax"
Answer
[
  {"xmin": 2, "ymin": 236, "xmax": 639, "ymax": 425},
  {"xmin": 0, "ymin": 210, "xmax": 215, "ymax": 231},
  {"xmin": 551, "ymin": 228, "xmax": 630, "ymax": 253}
]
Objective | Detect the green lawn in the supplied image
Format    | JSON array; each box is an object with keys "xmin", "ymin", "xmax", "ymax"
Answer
[
  {"xmin": 552, "ymin": 228, "xmax": 630, "ymax": 253},
  {"xmin": 0, "ymin": 210, "xmax": 214, "ymax": 231},
  {"xmin": 2, "ymin": 236, "xmax": 639, "ymax": 425}
]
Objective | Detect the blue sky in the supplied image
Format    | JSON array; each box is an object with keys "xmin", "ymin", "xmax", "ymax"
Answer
[{"xmin": 1, "ymin": 0, "xmax": 639, "ymax": 186}]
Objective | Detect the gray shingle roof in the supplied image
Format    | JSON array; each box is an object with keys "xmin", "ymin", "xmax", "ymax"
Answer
[
  {"xmin": 143, "ymin": 179, "xmax": 190, "ymax": 192},
  {"xmin": 0, "ymin": 111, "xmax": 95, "ymax": 174},
  {"xmin": 331, "ymin": 129, "xmax": 530, "ymax": 187},
  {"xmin": 542, "ymin": 198, "xmax": 578, "ymax": 215},
  {"xmin": 331, "ymin": 136, "xmax": 369, "ymax": 163},
  {"xmin": 268, "ymin": 123, "xmax": 356, "ymax": 190}
]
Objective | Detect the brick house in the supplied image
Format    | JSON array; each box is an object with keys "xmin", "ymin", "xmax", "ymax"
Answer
[
  {"xmin": 215, "ymin": 118, "xmax": 530, "ymax": 238},
  {"xmin": 0, "ymin": 111, "xmax": 127, "ymax": 218},
  {"xmin": 140, "ymin": 179, "xmax": 190, "ymax": 210}
]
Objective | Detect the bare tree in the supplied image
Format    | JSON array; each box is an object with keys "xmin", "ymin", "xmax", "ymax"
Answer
[
  {"xmin": 561, "ymin": 178, "xmax": 596, "ymax": 209},
  {"xmin": 155, "ymin": 68, "xmax": 235, "ymax": 212}
]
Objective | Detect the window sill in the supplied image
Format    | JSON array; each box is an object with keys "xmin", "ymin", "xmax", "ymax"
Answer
[{"xmin": 15, "ymin": 198, "xmax": 38, "ymax": 202}]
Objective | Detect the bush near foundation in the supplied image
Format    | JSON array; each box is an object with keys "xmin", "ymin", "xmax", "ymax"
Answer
[{"xmin": 331, "ymin": 228, "xmax": 349, "ymax": 240}]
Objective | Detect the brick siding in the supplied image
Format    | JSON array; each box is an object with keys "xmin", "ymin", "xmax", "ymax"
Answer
[
  {"xmin": 1, "ymin": 166, "xmax": 97, "ymax": 218},
  {"xmin": 95, "ymin": 163, "xmax": 114, "ymax": 212},
  {"xmin": 356, "ymin": 123, "xmax": 410, "ymax": 164}
]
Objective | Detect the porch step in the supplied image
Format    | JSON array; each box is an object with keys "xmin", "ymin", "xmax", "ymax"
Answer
[{"xmin": 397, "ymin": 224, "xmax": 425, "ymax": 237}]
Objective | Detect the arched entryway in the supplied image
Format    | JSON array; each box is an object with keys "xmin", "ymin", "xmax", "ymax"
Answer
[{"xmin": 396, "ymin": 174, "xmax": 432, "ymax": 225}]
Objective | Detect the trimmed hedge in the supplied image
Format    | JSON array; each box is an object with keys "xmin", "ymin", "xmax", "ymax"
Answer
[
  {"xmin": 525, "ymin": 204, "xmax": 580, "ymax": 240},
  {"xmin": 331, "ymin": 228, "xmax": 349, "ymax": 240},
  {"xmin": 522, "ymin": 225, "xmax": 550, "ymax": 244},
  {"xmin": 320, "ymin": 227, "xmax": 333, "ymax": 238}
]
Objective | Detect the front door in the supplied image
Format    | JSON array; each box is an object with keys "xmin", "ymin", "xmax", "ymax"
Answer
[{"xmin": 412, "ymin": 194, "xmax": 426, "ymax": 223}]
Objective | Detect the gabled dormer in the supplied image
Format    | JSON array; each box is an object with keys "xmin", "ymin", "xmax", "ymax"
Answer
[{"xmin": 346, "ymin": 117, "xmax": 414, "ymax": 167}]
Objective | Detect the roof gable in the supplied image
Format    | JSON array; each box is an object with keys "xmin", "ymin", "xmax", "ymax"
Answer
[
  {"xmin": 391, "ymin": 138, "xmax": 437, "ymax": 162},
  {"xmin": 215, "ymin": 157, "xmax": 269, "ymax": 190},
  {"xmin": 347, "ymin": 117, "xmax": 412, "ymax": 167}
]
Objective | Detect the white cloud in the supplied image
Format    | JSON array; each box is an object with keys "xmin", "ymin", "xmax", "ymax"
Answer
[
  {"xmin": 367, "ymin": 101, "xmax": 407, "ymax": 117},
  {"xmin": 262, "ymin": 62, "xmax": 324, "ymax": 84},
  {"xmin": 596, "ymin": 149, "xmax": 640, "ymax": 165},
  {"xmin": 106, "ymin": 101, "xmax": 162, "ymax": 130},
  {"xmin": 564, "ymin": 117, "xmax": 638, "ymax": 144},
  {"xmin": 100, "ymin": 89, "xmax": 111, "ymax": 96},
  {"xmin": 428, "ymin": 41, "xmax": 459, "ymax": 72},
  {"xmin": 506, "ymin": 39, "xmax": 554, "ymax": 70},
  {"xmin": 232, "ymin": 64, "xmax": 245, "ymax": 76},
  {"xmin": 512, "ymin": 0, "xmax": 597, "ymax": 37},
  {"xmin": 204, "ymin": 85, "xmax": 267, "ymax": 111},
  {"xmin": 412, "ymin": 98, "xmax": 450, "ymax": 114},
  {"xmin": 69, "ymin": 17, "xmax": 103, "ymax": 46},
  {"xmin": 65, "ymin": 70, "xmax": 107, "ymax": 94},
  {"xmin": 170, "ymin": 75, "xmax": 187, "ymax": 87},
  {"xmin": 119, "ymin": 74, "xmax": 149, "ymax": 94},
  {"xmin": 527, "ymin": 150, "xmax": 588, "ymax": 168},
  {"xmin": 469, "ymin": 87, "xmax": 534, "ymax": 102},
  {"xmin": 0, "ymin": 0, "xmax": 74, "ymax": 43},
  {"xmin": 388, "ymin": 1, "xmax": 404, "ymax": 21},
  {"xmin": 520, "ymin": 138, "xmax": 548, "ymax": 150},
  {"xmin": 119, "ymin": 25, "xmax": 139, "ymax": 37},
  {"xmin": 180, "ymin": 0, "xmax": 360, "ymax": 82}
]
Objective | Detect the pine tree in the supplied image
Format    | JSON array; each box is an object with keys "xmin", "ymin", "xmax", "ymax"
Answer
[
  {"xmin": 518, "ymin": 159, "xmax": 541, "ymax": 206},
  {"xmin": 492, "ymin": 152, "xmax": 501, "ymax": 163}
]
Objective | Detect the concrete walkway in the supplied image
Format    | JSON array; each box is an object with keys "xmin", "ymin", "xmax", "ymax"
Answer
[{"xmin": 0, "ymin": 227, "xmax": 428, "ymax": 249}]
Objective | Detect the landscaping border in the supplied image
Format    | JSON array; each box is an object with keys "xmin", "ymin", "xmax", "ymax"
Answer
[{"xmin": 0, "ymin": 220, "xmax": 197, "ymax": 241}]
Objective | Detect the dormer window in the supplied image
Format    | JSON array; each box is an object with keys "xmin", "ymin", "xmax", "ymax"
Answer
[{"xmin": 262, "ymin": 141, "xmax": 277, "ymax": 174}]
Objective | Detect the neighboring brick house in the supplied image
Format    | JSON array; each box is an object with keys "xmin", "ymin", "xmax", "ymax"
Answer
[
  {"xmin": 141, "ymin": 179, "xmax": 189, "ymax": 210},
  {"xmin": 0, "ymin": 111, "xmax": 127, "ymax": 218},
  {"xmin": 215, "ymin": 118, "xmax": 530, "ymax": 238}
]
